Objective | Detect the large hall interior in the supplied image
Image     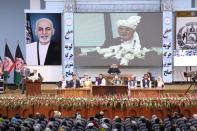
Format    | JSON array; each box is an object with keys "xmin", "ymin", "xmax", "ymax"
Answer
[{"xmin": 0, "ymin": 0, "xmax": 197, "ymax": 130}]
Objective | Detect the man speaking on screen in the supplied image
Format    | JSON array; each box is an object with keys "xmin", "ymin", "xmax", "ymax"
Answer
[
  {"xmin": 97, "ymin": 15, "xmax": 142, "ymax": 65},
  {"xmin": 103, "ymin": 15, "xmax": 141, "ymax": 51},
  {"xmin": 26, "ymin": 18, "xmax": 61, "ymax": 65}
]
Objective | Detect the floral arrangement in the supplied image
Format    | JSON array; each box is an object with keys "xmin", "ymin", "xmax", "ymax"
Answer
[
  {"xmin": 27, "ymin": 76, "xmax": 39, "ymax": 82},
  {"xmin": 0, "ymin": 95, "xmax": 197, "ymax": 109}
]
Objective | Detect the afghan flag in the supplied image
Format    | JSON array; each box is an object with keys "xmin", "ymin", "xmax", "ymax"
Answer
[
  {"xmin": 3, "ymin": 43, "xmax": 15, "ymax": 80},
  {"xmin": 14, "ymin": 44, "xmax": 25, "ymax": 86}
]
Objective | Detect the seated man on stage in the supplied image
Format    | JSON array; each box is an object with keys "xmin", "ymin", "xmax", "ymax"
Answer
[
  {"xmin": 147, "ymin": 72, "xmax": 154, "ymax": 81},
  {"xmin": 141, "ymin": 73, "xmax": 152, "ymax": 88},
  {"xmin": 81, "ymin": 74, "xmax": 92, "ymax": 89},
  {"xmin": 57, "ymin": 75, "xmax": 69, "ymax": 88},
  {"xmin": 95, "ymin": 74, "xmax": 106, "ymax": 86},
  {"xmin": 69, "ymin": 73, "xmax": 80, "ymax": 88},
  {"xmin": 107, "ymin": 63, "xmax": 121, "ymax": 75},
  {"xmin": 111, "ymin": 74, "xmax": 122, "ymax": 86},
  {"xmin": 127, "ymin": 74, "xmax": 137, "ymax": 96}
]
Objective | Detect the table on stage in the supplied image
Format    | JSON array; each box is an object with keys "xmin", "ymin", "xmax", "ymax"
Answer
[
  {"xmin": 92, "ymin": 86, "xmax": 128, "ymax": 95},
  {"xmin": 92, "ymin": 86, "xmax": 163, "ymax": 97},
  {"xmin": 56, "ymin": 86, "xmax": 164, "ymax": 97},
  {"xmin": 56, "ymin": 88, "xmax": 91, "ymax": 97},
  {"xmin": 131, "ymin": 88, "xmax": 163, "ymax": 97}
]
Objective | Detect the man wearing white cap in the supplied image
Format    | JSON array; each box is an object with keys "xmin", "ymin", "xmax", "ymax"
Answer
[{"xmin": 103, "ymin": 15, "xmax": 141, "ymax": 51}]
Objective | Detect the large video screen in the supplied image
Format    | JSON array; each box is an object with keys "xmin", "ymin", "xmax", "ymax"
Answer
[{"xmin": 74, "ymin": 13, "xmax": 162, "ymax": 66}]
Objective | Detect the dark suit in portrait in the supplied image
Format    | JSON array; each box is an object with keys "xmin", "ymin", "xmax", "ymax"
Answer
[
  {"xmin": 26, "ymin": 41, "xmax": 61, "ymax": 65},
  {"xmin": 40, "ymin": 41, "xmax": 61, "ymax": 65}
]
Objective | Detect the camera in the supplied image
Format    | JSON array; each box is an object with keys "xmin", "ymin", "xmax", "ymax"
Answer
[{"xmin": 184, "ymin": 71, "xmax": 197, "ymax": 77}]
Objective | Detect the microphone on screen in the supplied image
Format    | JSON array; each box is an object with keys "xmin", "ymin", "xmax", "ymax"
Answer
[{"xmin": 133, "ymin": 40, "xmax": 136, "ymax": 49}]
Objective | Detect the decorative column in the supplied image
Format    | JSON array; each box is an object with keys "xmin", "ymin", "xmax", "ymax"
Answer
[
  {"xmin": 63, "ymin": 0, "xmax": 75, "ymax": 80},
  {"xmin": 161, "ymin": 0, "xmax": 173, "ymax": 83}
]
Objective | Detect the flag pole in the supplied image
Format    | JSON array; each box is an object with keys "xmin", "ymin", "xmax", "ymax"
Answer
[
  {"xmin": 16, "ymin": 40, "xmax": 19, "ymax": 90},
  {"xmin": 4, "ymin": 39, "xmax": 7, "ymax": 91}
]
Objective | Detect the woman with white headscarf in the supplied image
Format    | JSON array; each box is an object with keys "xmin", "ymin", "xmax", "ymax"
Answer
[{"xmin": 155, "ymin": 76, "xmax": 164, "ymax": 88}]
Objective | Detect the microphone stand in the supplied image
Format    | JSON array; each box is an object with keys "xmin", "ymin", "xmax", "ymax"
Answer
[{"xmin": 185, "ymin": 77, "xmax": 196, "ymax": 94}]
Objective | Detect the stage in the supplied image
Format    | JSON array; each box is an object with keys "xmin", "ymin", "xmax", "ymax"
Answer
[
  {"xmin": 0, "ymin": 83, "xmax": 196, "ymax": 119},
  {"xmin": 40, "ymin": 83, "xmax": 196, "ymax": 97}
]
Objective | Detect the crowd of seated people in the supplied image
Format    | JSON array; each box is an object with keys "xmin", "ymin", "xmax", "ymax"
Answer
[
  {"xmin": 58, "ymin": 72, "xmax": 164, "ymax": 89},
  {"xmin": 58, "ymin": 74, "xmax": 80, "ymax": 88},
  {"xmin": 0, "ymin": 111, "xmax": 197, "ymax": 131}
]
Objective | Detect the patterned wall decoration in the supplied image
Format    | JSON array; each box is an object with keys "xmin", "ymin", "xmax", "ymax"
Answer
[
  {"xmin": 162, "ymin": 11, "xmax": 173, "ymax": 83},
  {"xmin": 63, "ymin": 12, "xmax": 74, "ymax": 80}
]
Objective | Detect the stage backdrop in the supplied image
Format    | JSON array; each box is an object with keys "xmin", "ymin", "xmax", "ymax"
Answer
[{"xmin": 74, "ymin": 13, "xmax": 163, "ymax": 67}]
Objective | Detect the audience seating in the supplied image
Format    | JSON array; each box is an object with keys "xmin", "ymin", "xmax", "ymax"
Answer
[{"xmin": 0, "ymin": 112, "xmax": 197, "ymax": 131}]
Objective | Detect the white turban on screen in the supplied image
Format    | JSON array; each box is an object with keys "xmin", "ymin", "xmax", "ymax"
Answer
[{"xmin": 117, "ymin": 16, "xmax": 141, "ymax": 30}]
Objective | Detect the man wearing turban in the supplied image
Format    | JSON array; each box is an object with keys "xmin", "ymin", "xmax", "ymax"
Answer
[
  {"xmin": 97, "ymin": 15, "xmax": 142, "ymax": 65},
  {"xmin": 103, "ymin": 15, "xmax": 141, "ymax": 51}
]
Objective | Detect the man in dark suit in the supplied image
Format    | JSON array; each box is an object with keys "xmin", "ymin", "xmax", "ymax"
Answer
[
  {"xmin": 26, "ymin": 18, "xmax": 61, "ymax": 65},
  {"xmin": 107, "ymin": 63, "xmax": 121, "ymax": 75},
  {"xmin": 141, "ymin": 73, "xmax": 151, "ymax": 88},
  {"xmin": 69, "ymin": 74, "xmax": 80, "ymax": 88}
]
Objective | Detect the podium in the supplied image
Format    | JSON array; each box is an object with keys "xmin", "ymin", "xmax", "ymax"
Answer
[{"xmin": 26, "ymin": 80, "xmax": 41, "ymax": 96}]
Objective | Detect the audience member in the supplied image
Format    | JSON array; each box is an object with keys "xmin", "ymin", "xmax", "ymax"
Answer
[
  {"xmin": 107, "ymin": 64, "xmax": 121, "ymax": 75},
  {"xmin": 95, "ymin": 74, "xmax": 106, "ymax": 86},
  {"xmin": 69, "ymin": 74, "xmax": 80, "ymax": 88},
  {"xmin": 141, "ymin": 73, "xmax": 151, "ymax": 88}
]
